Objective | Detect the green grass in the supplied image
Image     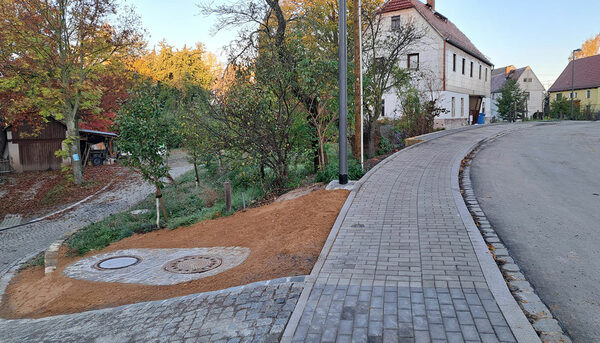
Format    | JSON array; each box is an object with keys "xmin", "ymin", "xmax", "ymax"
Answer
[
  {"xmin": 21, "ymin": 253, "xmax": 44, "ymax": 270},
  {"xmin": 66, "ymin": 167, "xmax": 266, "ymax": 256}
]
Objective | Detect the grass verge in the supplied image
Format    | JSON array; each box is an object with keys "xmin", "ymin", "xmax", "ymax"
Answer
[{"xmin": 67, "ymin": 168, "xmax": 265, "ymax": 256}]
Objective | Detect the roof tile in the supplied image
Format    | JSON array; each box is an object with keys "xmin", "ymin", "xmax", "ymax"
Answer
[{"xmin": 548, "ymin": 54, "xmax": 600, "ymax": 92}]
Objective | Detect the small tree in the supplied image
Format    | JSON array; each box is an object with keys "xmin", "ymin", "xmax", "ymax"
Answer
[
  {"xmin": 549, "ymin": 97, "xmax": 574, "ymax": 119},
  {"xmin": 496, "ymin": 79, "xmax": 528, "ymax": 122},
  {"xmin": 116, "ymin": 84, "xmax": 172, "ymax": 227},
  {"xmin": 362, "ymin": 11, "xmax": 423, "ymax": 157}
]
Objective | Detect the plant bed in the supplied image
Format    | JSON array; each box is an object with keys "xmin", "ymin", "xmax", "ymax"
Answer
[{"xmin": 0, "ymin": 189, "xmax": 349, "ymax": 319}]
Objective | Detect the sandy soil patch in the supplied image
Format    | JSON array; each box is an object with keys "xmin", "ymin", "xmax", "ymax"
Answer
[{"xmin": 0, "ymin": 189, "xmax": 348, "ymax": 319}]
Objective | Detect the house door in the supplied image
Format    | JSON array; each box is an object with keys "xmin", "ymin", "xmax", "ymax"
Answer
[{"xmin": 469, "ymin": 96, "xmax": 483, "ymax": 125}]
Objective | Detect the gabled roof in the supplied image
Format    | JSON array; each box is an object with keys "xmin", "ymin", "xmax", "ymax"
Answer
[
  {"xmin": 548, "ymin": 54, "xmax": 600, "ymax": 92},
  {"xmin": 381, "ymin": 0, "xmax": 491, "ymax": 65},
  {"xmin": 491, "ymin": 66, "xmax": 527, "ymax": 93}
]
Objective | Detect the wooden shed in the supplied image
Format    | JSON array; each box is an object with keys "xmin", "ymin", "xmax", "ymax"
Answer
[
  {"xmin": 6, "ymin": 120, "xmax": 66, "ymax": 172},
  {"xmin": 5, "ymin": 119, "xmax": 117, "ymax": 173}
]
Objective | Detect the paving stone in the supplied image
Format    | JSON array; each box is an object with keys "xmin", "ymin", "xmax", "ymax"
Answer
[{"xmin": 532, "ymin": 318, "xmax": 563, "ymax": 333}]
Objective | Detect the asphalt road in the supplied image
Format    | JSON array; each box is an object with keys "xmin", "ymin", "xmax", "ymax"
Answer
[{"xmin": 471, "ymin": 121, "xmax": 600, "ymax": 343}]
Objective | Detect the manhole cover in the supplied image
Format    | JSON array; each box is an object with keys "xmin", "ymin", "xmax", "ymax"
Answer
[
  {"xmin": 164, "ymin": 255, "xmax": 222, "ymax": 274},
  {"xmin": 95, "ymin": 256, "xmax": 140, "ymax": 270}
]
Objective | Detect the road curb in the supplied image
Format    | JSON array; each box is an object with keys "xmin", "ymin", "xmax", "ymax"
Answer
[{"xmin": 459, "ymin": 132, "xmax": 572, "ymax": 343}]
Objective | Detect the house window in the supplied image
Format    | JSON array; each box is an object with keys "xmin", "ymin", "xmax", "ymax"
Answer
[
  {"xmin": 556, "ymin": 93, "xmax": 562, "ymax": 100},
  {"xmin": 453, "ymin": 54, "xmax": 456, "ymax": 72},
  {"xmin": 587, "ymin": 90, "xmax": 591, "ymax": 98},
  {"xmin": 408, "ymin": 53, "xmax": 419, "ymax": 70},
  {"xmin": 452, "ymin": 97, "xmax": 456, "ymax": 117},
  {"xmin": 482, "ymin": 102, "xmax": 486, "ymax": 113},
  {"xmin": 570, "ymin": 92, "xmax": 577, "ymax": 99},
  {"xmin": 461, "ymin": 98, "xmax": 465, "ymax": 117},
  {"xmin": 462, "ymin": 58, "xmax": 465, "ymax": 75},
  {"xmin": 485, "ymin": 68, "xmax": 488, "ymax": 81},
  {"xmin": 391, "ymin": 16, "xmax": 401, "ymax": 30},
  {"xmin": 381, "ymin": 99, "xmax": 385, "ymax": 117},
  {"xmin": 479, "ymin": 65, "xmax": 482, "ymax": 79},
  {"xmin": 470, "ymin": 62, "xmax": 473, "ymax": 77}
]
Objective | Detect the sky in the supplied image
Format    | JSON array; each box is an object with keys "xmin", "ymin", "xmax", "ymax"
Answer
[{"xmin": 125, "ymin": 0, "xmax": 600, "ymax": 89}]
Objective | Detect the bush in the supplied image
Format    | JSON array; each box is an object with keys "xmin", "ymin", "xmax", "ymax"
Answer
[
  {"xmin": 315, "ymin": 158, "xmax": 365, "ymax": 183},
  {"xmin": 377, "ymin": 137, "xmax": 393, "ymax": 156}
]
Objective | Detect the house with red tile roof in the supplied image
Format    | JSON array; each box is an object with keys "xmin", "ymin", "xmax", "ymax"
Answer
[
  {"xmin": 548, "ymin": 54, "xmax": 600, "ymax": 115},
  {"xmin": 490, "ymin": 66, "xmax": 545, "ymax": 119},
  {"xmin": 379, "ymin": 0, "xmax": 492, "ymax": 128}
]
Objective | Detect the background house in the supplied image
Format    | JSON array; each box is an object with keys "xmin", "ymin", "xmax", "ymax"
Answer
[
  {"xmin": 548, "ymin": 54, "xmax": 600, "ymax": 115},
  {"xmin": 380, "ymin": 0, "xmax": 492, "ymax": 129},
  {"xmin": 491, "ymin": 66, "xmax": 545, "ymax": 119}
]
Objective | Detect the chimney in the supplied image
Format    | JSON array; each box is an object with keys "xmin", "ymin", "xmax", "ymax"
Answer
[{"xmin": 427, "ymin": 0, "xmax": 435, "ymax": 11}]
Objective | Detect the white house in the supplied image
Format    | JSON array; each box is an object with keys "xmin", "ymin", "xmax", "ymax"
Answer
[
  {"xmin": 491, "ymin": 66, "xmax": 545, "ymax": 119},
  {"xmin": 379, "ymin": 0, "xmax": 492, "ymax": 129}
]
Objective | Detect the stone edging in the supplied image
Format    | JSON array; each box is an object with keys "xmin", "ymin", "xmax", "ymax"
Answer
[{"xmin": 460, "ymin": 136, "xmax": 573, "ymax": 343}]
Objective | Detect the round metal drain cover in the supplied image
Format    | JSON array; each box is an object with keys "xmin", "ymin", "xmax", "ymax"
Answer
[
  {"xmin": 95, "ymin": 256, "xmax": 140, "ymax": 270},
  {"xmin": 164, "ymin": 255, "xmax": 222, "ymax": 274}
]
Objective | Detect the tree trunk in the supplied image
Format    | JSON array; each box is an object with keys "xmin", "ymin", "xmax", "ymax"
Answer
[
  {"xmin": 367, "ymin": 123, "xmax": 376, "ymax": 158},
  {"xmin": 65, "ymin": 116, "xmax": 83, "ymax": 185},
  {"xmin": 156, "ymin": 185, "xmax": 168, "ymax": 223},
  {"xmin": 193, "ymin": 161, "xmax": 200, "ymax": 187}
]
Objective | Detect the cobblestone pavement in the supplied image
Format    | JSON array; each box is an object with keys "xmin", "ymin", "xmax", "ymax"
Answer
[
  {"xmin": 0, "ymin": 279, "xmax": 303, "ymax": 343},
  {"xmin": 286, "ymin": 124, "xmax": 538, "ymax": 342},
  {"xmin": 0, "ymin": 161, "xmax": 192, "ymax": 276}
]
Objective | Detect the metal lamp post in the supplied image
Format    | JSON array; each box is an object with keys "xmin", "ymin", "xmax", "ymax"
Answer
[
  {"xmin": 571, "ymin": 48, "xmax": 582, "ymax": 120},
  {"xmin": 338, "ymin": 0, "xmax": 349, "ymax": 185}
]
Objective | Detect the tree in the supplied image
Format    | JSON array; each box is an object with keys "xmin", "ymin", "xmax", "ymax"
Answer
[
  {"xmin": 549, "ymin": 97, "xmax": 573, "ymax": 119},
  {"xmin": 362, "ymin": 11, "xmax": 423, "ymax": 157},
  {"xmin": 495, "ymin": 79, "xmax": 527, "ymax": 122},
  {"xmin": 574, "ymin": 34, "xmax": 600, "ymax": 59},
  {"xmin": 0, "ymin": 0, "xmax": 143, "ymax": 184},
  {"xmin": 116, "ymin": 84, "xmax": 172, "ymax": 227}
]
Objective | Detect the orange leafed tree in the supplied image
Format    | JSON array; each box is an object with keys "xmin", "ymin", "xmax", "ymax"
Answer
[{"xmin": 575, "ymin": 34, "xmax": 600, "ymax": 59}]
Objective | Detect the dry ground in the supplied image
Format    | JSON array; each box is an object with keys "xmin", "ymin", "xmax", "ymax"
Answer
[{"xmin": 0, "ymin": 189, "xmax": 349, "ymax": 319}]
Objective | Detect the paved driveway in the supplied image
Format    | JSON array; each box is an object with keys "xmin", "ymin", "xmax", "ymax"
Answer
[{"xmin": 471, "ymin": 121, "xmax": 600, "ymax": 343}]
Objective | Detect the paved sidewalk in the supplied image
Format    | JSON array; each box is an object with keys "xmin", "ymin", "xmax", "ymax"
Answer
[
  {"xmin": 0, "ymin": 278, "xmax": 303, "ymax": 343},
  {"xmin": 285, "ymin": 124, "xmax": 538, "ymax": 342}
]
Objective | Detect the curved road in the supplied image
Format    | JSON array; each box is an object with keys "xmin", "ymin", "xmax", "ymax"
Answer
[{"xmin": 471, "ymin": 121, "xmax": 600, "ymax": 342}]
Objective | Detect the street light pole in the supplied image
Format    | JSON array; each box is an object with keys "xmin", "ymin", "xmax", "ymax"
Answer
[
  {"xmin": 571, "ymin": 49, "xmax": 582, "ymax": 120},
  {"xmin": 338, "ymin": 0, "xmax": 348, "ymax": 185}
]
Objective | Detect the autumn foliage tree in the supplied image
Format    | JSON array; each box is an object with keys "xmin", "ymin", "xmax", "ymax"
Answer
[
  {"xmin": 0, "ymin": 0, "xmax": 143, "ymax": 184},
  {"xmin": 574, "ymin": 34, "xmax": 600, "ymax": 59}
]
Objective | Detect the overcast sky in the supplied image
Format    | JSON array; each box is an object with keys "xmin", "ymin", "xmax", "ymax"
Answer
[{"xmin": 126, "ymin": 0, "xmax": 600, "ymax": 89}]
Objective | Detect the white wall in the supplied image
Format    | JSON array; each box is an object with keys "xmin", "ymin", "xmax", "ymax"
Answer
[
  {"xmin": 379, "ymin": 8, "xmax": 491, "ymax": 121},
  {"xmin": 445, "ymin": 44, "xmax": 491, "ymax": 97}
]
